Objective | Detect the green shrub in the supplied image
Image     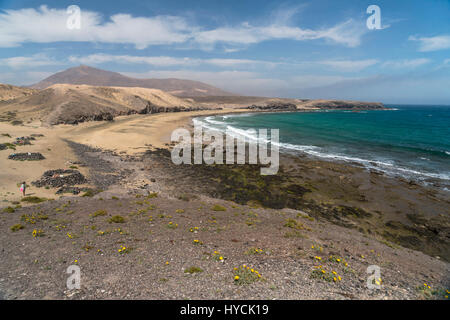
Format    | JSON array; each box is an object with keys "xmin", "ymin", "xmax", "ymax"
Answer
[
  {"xmin": 108, "ymin": 215, "xmax": 125, "ymax": 223},
  {"xmin": 11, "ymin": 120, "xmax": 23, "ymax": 126},
  {"xmin": 3, "ymin": 206, "xmax": 15, "ymax": 213},
  {"xmin": 92, "ymin": 210, "xmax": 107, "ymax": 217},
  {"xmin": 212, "ymin": 204, "xmax": 227, "ymax": 212},
  {"xmin": 21, "ymin": 196, "xmax": 47, "ymax": 204},
  {"xmin": 184, "ymin": 266, "xmax": 203, "ymax": 274},
  {"xmin": 233, "ymin": 265, "xmax": 262, "ymax": 285},
  {"xmin": 81, "ymin": 189, "xmax": 99, "ymax": 197},
  {"xmin": 10, "ymin": 224, "xmax": 24, "ymax": 232},
  {"xmin": 284, "ymin": 219, "xmax": 310, "ymax": 230}
]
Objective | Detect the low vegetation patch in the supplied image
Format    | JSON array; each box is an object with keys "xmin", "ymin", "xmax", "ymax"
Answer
[
  {"xmin": 212, "ymin": 204, "xmax": 227, "ymax": 211},
  {"xmin": 92, "ymin": 210, "xmax": 107, "ymax": 217},
  {"xmin": 32, "ymin": 229, "xmax": 45, "ymax": 237},
  {"xmin": 11, "ymin": 120, "xmax": 23, "ymax": 126},
  {"xmin": 108, "ymin": 215, "xmax": 125, "ymax": 223},
  {"xmin": 21, "ymin": 196, "xmax": 47, "ymax": 204},
  {"xmin": 81, "ymin": 189, "xmax": 102, "ymax": 197},
  {"xmin": 184, "ymin": 266, "xmax": 203, "ymax": 274},
  {"xmin": 21, "ymin": 213, "xmax": 48, "ymax": 224},
  {"xmin": 2, "ymin": 206, "xmax": 15, "ymax": 213},
  {"xmin": 118, "ymin": 245, "xmax": 132, "ymax": 254},
  {"xmin": 284, "ymin": 230, "xmax": 307, "ymax": 238},
  {"xmin": 284, "ymin": 218, "xmax": 311, "ymax": 231},
  {"xmin": 166, "ymin": 221, "xmax": 178, "ymax": 229},
  {"xmin": 10, "ymin": 224, "xmax": 24, "ymax": 232},
  {"xmin": 416, "ymin": 284, "xmax": 449, "ymax": 300},
  {"xmin": 310, "ymin": 265, "xmax": 342, "ymax": 283},
  {"xmin": 233, "ymin": 265, "xmax": 262, "ymax": 285},
  {"xmin": 212, "ymin": 251, "xmax": 225, "ymax": 262},
  {"xmin": 245, "ymin": 247, "xmax": 266, "ymax": 255}
]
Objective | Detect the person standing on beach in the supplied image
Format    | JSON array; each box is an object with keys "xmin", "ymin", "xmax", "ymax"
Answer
[{"xmin": 20, "ymin": 182, "xmax": 26, "ymax": 196}]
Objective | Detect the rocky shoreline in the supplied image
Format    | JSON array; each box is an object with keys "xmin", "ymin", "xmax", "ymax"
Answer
[{"xmin": 246, "ymin": 100, "xmax": 386, "ymax": 111}]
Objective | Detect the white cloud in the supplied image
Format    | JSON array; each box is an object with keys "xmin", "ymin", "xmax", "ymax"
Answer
[
  {"xmin": 194, "ymin": 19, "xmax": 366, "ymax": 48},
  {"xmin": 0, "ymin": 6, "xmax": 367, "ymax": 49},
  {"xmin": 0, "ymin": 53, "xmax": 61, "ymax": 69},
  {"xmin": 69, "ymin": 54, "xmax": 198, "ymax": 67},
  {"xmin": 0, "ymin": 71, "xmax": 53, "ymax": 85},
  {"xmin": 68, "ymin": 54, "xmax": 277, "ymax": 68},
  {"xmin": 205, "ymin": 58, "xmax": 272, "ymax": 67},
  {"xmin": 318, "ymin": 59, "xmax": 378, "ymax": 72},
  {"xmin": 409, "ymin": 35, "xmax": 450, "ymax": 52},
  {"xmin": 382, "ymin": 58, "xmax": 431, "ymax": 69},
  {"xmin": 0, "ymin": 6, "xmax": 193, "ymax": 49}
]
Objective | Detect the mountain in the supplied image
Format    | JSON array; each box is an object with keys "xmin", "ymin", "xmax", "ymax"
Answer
[
  {"xmin": 31, "ymin": 65, "xmax": 234, "ymax": 97},
  {"xmin": 0, "ymin": 84, "xmax": 202, "ymax": 125},
  {"xmin": 0, "ymin": 84, "xmax": 37, "ymax": 101}
]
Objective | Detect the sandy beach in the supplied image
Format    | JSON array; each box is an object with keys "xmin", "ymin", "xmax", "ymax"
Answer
[
  {"xmin": 0, "ymin": 109, "xmax": 449, "ymax": 300},
  {"xmin": 62, "ymin": 108, "xmax": 253, "ymax": 152},
  {"xmin": 0, "ymin": 108, "xmax": 251, "ymax": 203}
]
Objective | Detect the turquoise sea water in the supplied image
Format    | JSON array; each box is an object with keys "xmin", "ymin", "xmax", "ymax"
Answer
[{"xmin": 194, "ymin": 105, "xmax": 450, "ymax": 185}]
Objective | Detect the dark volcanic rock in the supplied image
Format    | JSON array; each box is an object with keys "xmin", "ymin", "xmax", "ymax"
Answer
[
  {"xmin": 247, "ymin": 103, "xmax": 297, "ymax": 111},
  {"xmin": 13, "ymin": 136, "xmax": 36, "ymax": 145},
  {"xmin": 8, "ymin": 152, "xmax": 45, "ymax": 161},
  {"xmin": 32, "ymin": 169, "xmax": 87, "ymax": 188},
  {"xmin": 62, "ymin": 112, "xmax": 114, "ymax": 125},
  {"xmin": 306, "ymin": 100, "xmax": 385, "ymax": 110},
  {"xmin": 55, "ymin": 186, "xmax": 97, "ymax": 195}
]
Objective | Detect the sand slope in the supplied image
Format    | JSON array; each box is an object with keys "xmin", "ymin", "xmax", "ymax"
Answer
[{"xmin": 0, "ymin": 84, "xmax": 36, "ymax": 101}]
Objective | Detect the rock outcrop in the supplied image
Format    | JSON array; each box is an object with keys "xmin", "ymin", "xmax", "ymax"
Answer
[
  {"xmin": 246, "ymin": 103, "xmax": 298, "ymax": 111},
  {"xmin": 297, "ymin": 99, "xmax": 385, "ymax": 110}
]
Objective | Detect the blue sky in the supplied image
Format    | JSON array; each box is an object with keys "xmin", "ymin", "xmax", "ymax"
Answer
[{"xmin": 0, "ymin": 0, "xmax": 449, "ymax": 104}]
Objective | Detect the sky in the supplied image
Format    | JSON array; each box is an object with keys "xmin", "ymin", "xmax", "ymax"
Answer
[{"xmin": 0, "ymin": 0, "xmax": 449, "ymax": 104}]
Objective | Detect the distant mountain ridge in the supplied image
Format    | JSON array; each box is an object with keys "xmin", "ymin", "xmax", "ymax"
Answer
[{"xmin": 31, "ymin": 65, "xmax": 234, "ymax": 97}]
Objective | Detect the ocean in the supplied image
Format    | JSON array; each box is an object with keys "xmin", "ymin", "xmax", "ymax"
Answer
[{"xmin": 194, "ymin": 105, "xmax": 450, "ymax": 185}]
